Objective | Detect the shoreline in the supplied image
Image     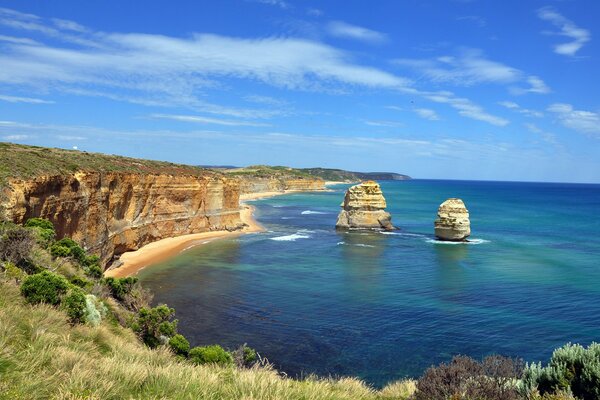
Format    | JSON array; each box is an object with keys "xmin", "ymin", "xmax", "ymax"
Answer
[{"xmin": 104, "ymin": 204, "xmax": 264, "ymax": 278}]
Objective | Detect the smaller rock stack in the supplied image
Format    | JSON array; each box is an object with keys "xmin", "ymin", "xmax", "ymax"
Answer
[
  {"xmin": 434, "ymin": 198, "xmax": 471, "ymax": 241},
  {"xmin": 335, "ymin": 181, "xmax": 394, "ymax": 230}
]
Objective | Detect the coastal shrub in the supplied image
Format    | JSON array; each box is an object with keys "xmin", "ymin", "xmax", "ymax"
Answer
[
  {"xmin": 415, "ymin": 355, "xmax": 523, "ymax": 400},
  {"xmin": 231, "ymin": 344, "xmax": 258, "ymax": 368},
  {"xmin": 50, "ymin": 238, "xmax": 86, "ymax": 264},
  {"xmin": 189, "ymin": 345, "xmax": 233, "ymax": 366},
  {"xmin": 85, "ymin": 263, "xmax": 103, "ymax": 279},
  {"xmin": 379, "ymin": 379, "xmax": 417, "ymax": 400},
  {"xmin": 103, "ymin": 276, "xmax": 138, "ymax": 301},
  {"xmin": 2, "ymin": 261, "xmax": 26, "ymax": 283},
  {"xmin": 20, "ymin": 270, "xmax": 69, "ymax": 305},
  {"xmin": 169, "ymin": 334, "xmax": 190, "ymax": 357},
  {"xmin": 24, "ymin": 218, "xmax": 55, "ymax": 246},
  {"xmin": 50, "ymin": 243, "xmax": 72, "ymax": 258},
  {"xmin": 0, "ymin": 223, "xmax": 34, "ymax": 266},
  {"xmin": 523, "ymin": 343, "xmax": 600, "ymax": 400},
  {"xmin": 132, "ymin": 304, "xmax": 178, "ymax": 348},
  {"xmin": 62, "ymin": 287, "xmax": 87, "ymax": 323},
  {"xmin": 69, "ymin": 275, "xmax": 91, "ymax": 289},
  {"xmin": 84, "ymin": 294, "xmax": 107, "ymax": 326}
]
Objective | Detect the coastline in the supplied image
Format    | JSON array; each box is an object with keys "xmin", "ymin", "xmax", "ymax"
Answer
[{"xmin": 104, "ymin": 204, "xmax": 264, "ymax": 278}]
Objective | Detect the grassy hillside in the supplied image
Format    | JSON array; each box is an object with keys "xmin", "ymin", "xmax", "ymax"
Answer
[
  {"xmin": 222, "ymin": 165, "xmax": 315, "ymax": 179},
  {"xmin": 301, "ymin": 168, "xmax": 411, "ymax": 182},
  {"xmin": 0, "ymin": 142, "xmax": 217, "ymax": 186}
]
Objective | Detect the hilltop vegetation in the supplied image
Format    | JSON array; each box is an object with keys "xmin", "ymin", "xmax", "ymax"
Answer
[
  {"xmin": 0, "ymin": 142, "xmax": 217, "ymax": 186},
  {"xmin": 301, "ymin": 168, "xmax": 411, "ymax": 182}
]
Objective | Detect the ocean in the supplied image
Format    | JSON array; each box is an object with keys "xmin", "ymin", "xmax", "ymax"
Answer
[{"xmin": 137, "ymin": 180, "xmax": 600, "ymax": 387}]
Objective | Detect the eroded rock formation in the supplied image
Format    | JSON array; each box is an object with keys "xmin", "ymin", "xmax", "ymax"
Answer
[
  {"xmin": 239, "ymin": 177, "xmax": 326, "ymax": 196},
  {"xmin": 335, "ymin": 181, "xmax": 394, "ymax": 230},
  {"xmin": 2, "ymin": 172, "xmax": 244, "ymax": 266},
  {"xmin": 434, "ymin": 198, "xmax": 471, "ymax": 241}
]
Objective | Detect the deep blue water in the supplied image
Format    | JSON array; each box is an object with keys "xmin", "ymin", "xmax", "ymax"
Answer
[{"xmin": 138, "ymin": 180, "xmax": 600, "ymax": 387}]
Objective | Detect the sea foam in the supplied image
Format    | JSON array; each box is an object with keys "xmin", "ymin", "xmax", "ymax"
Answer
[
  {"xmin": 270, "ymin": 232, "xmax": 311, "ymax": 241},
  {"xmin": 301, "ymin": 210, "xmax": 327, "ymax": 215}
]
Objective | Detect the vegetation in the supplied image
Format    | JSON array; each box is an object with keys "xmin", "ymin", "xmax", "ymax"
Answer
[
  {"xmin": 0, "ymin": 142, "xmax": 219, "ymax": 187},
  {"xmin": 224, "ymin": 165, "xmax": 315, "ymax": 179},
  {"xmin": 0, "ymin": 216, "xmax": 598, "ymax": 399}
]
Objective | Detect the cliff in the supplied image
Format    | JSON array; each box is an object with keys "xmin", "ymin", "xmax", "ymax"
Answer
[
  {"xmin": 301, "ymin": 168, "xmax": 411, "ymax": 182},
  {"xmin": 3, "ymin": 172, "xmax": 243, "ymax": 266},
  {"xmin": 0, "ymin": 143, "xmax": 326, "ymax": 268}
]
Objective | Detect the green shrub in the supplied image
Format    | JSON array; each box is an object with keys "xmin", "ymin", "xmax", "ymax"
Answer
[
  {"xmin": 50, "ymin": 244, "xmax": 71, "ymax": 258},
  {"xmin": 0, "ymin": 223, "xmax": 34, "ymax": 265},
  {"xmin": 189, "ymin": 345, "xmax": 233, "ymax": 366},
  {"xmin": 85, "ymin": 263, "xmax": 103, "ymax": 279},
  {"xmin": 231, "ymin": 344, "xmax": 258, "ymax": 367},
  {"xmin": 24, "ymin": 218, "xmax": 54, "ymax": 231},
  {"xmin": 169, "ymin": 334, "xmax": 190, "ymax": 357},
  {"xmin": 20, "ymin": 271, "xmax": 69, "ymax": 305},
  {"xmin": 132, "ymin": 305, "xmax": 177, "ymax": 348},
  {"xmin": 69, "ymin": 275, "xmax": 91, "ymax": 289},
  {"xmin": 62, "ymin": 287, "xmax": 87, "ymax": 323},
  {"xmin": 103, "ymin": 277, "xmax": 138, "ymax": 301},
  {"xmin": 51, "ymin": 238, "xmax": 86, "ymax": 264},
  {"xmin": 83, "ymin": 254, "xmax": 100, "ymax": 267},
  {"xmin": 524, "ymin": 343, "xmax": 600, "ymax": 400},
  {"xmin": 2, "ymin": 261, "xmax": 26, "ymax": 283}
]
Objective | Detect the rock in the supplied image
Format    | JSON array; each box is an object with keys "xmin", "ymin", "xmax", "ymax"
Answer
[
  {"xmin": 335, "ymin": 181, "xmax": 394, "ymax": 230},
  {"xmin": 434, "ymin": 198, "xmax": 471, "ymax": 241}
]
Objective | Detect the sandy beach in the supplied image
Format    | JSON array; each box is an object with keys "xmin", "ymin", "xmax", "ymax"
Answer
[{"xmin": 104, "ymin": 204, "xmax": 264, "ymax": 278}]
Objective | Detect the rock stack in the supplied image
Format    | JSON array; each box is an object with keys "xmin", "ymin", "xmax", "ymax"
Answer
[
  {"xmin": 335, "ymin": 181, "xmax": 394, "ymax": 230},
  {"xmin": 434, "ymin": 198, "xmax": 471, "ymax": 241}
]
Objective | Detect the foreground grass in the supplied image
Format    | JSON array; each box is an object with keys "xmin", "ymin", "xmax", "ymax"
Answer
[{"xmin": 0, "ymin": 279, "xmax": 414, "ymax": 400}]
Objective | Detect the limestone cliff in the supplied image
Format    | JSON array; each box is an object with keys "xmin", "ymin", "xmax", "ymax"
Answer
[
  {"xmin": 239, "ymin": 177, "xmax": 326, "ymax": 196},
  {"xmin": 335, "ymin": 181, "xmax": 394, "ymax": 230},
  {"xmin": 434, "ymin": 198, "xmax": 471, "ymax": 241},
  {"xmin": 2, "ymin": 172, "xmax": 244, "ymax": 266}
]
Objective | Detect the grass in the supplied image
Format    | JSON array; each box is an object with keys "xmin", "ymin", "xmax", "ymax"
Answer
[
  {"xmin": 0, "ymin": 142, "xmax": 219, "ymax": 187},
  {"xmin": 0, "ymin": 277, "xmax": 416, "ymax": 400},
  {"xmin": 224, "ymin": 165, "xmax": 316, "ymax": 179}
]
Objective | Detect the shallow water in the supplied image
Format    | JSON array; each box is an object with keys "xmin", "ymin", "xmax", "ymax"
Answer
[{"xmin": 138, "ymin": 180, "xmax": 600, "ymax": 387}]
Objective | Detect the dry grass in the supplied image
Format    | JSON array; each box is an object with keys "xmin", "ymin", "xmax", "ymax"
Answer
[{"xmin": 0, "ymin": 278, "xmax": 416, "ymax": 399}]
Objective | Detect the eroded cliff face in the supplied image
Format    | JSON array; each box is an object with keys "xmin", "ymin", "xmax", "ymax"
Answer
[
  {"xmin": 239, "ymin": 177, "xmax": 326, "ymax": 195},
  {"xmin": 335, "ymin": 180, "xmax": 394, "ymax": 230},
  {"xmin": 2, "ymin": 172, "xmax": 244, "ymax": 267}
]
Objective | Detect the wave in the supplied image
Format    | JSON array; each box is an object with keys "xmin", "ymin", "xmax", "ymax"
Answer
[
  {"xmin": 281, "ymin": 217, "xmax": 294, "ymax": 219},
  {"xmin": 336, "ymin": 241, "xmax": 375, "ymax": 248},
  {"xmin": 380, "ymin": 231, "xmax": 427, "ymax": 238},
  {"xmin": 270, "ymin": 232, "xmax": 311, "ymax": 242},
  {"xmin": 426, "ymin": 238, "xmax": 491, "ymax": 245},
  {"xmin": 301, "ymin": 210, "xmax": 328, "ymax": 215}
]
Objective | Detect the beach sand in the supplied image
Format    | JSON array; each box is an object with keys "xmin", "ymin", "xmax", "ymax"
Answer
[{"xmin": 104, "ymin": 204, "xmax": 264, "ymax": 278}]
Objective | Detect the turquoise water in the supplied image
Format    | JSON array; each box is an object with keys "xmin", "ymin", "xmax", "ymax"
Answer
[{"xmin": 138, "ymin": 180, "xmax": 600, "ymax": 386}]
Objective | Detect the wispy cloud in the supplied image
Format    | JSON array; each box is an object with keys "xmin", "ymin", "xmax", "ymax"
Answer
[
  {"xmin": 2, "ymin": 134, "xmax": 30, "ymax": 140},
  {"xmin": 537, "ymin": 7, "xmax": 590, "ymax": 56},
  {"xmin": 456, "ymin": 16, "xmax": 486, "ymax": 27},
  {"xmin": 524, "ymin": 122, "xmax": 559, "ymax": 145},
  {"xmin": 393, "ymin": 48, "xmax": 522, "ymax": 86},
  {"xmin": 248, "ymin": 0, "xmax": 289, "ymax": 9},
  {"xmin": 307, "ymin": 8, "xmax": 323, "ymax": 17},
  {"xmin": 547, "ymin": 103, "xmax": 600, "ymax": 136},
  {"xmin": 326, "ymin": 21, "xmax": 388, "ymax": 44},
  {"xmin": 498, "ymin": 101, "xmax": 543, "ymax": 118},
  {"xmin": 0, "ymin": 94, "xmax": 54, "ymax": 104},
  {"xmin": 150, "ymin": 114, "xmax": 271, "ymax": 127},
  {"xmin": 413, "ymin": 108, "xmax": 440, "ymax": 120},
  {"xmin": 364, "ymin": 120, "xmax": 403, "ymax": 128}
]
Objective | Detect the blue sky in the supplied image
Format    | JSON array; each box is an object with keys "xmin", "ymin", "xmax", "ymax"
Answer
[{"xmin": 0, "ymin": 0, "xmax": 599, "ymax": 182}]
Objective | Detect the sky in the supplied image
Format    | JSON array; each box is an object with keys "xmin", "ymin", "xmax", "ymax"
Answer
[{"xmin": 0, "ymin": 1, "xmax": 599, "ymax": 183}]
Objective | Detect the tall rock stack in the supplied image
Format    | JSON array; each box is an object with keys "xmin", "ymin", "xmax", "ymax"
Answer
[
  {"xmin": 434, "ymin": 198, "xmax": 471, "ymax": 241},
  {"xmin": 335, "ymin": 181, "xmax": 394, "ymax": 230}
]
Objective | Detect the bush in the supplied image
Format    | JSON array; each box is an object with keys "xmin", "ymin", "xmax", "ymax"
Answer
[
  {"xmin": 20, "ymin": 271, "xmax": 69, "ymax": 305},
  {"xmin": 50, "ymin": 243, "xmax": 72, "ymax": 258},
  {"xmin": 0, "ymin": 223, "xmax": 34, "ymax": 265},
  {"xmin": 132, "ymin": 305, "xmax": 178, "ymax": 348},
  {"xmin": 415, "ymin": 355, "xmax": 523, "ymax": 400},
  {"xmin": 2, "ymin": 261, "xmax": 26, "ymax": 283},
  {"xmin": 103, "ymin": 277, "xmax": 138, "ymax": 301},
  {"xmin": 62, "ymin": 287, "xmax": 87, "ymax": 323},
  {"xmin": 169, "ymin": 334, "xmax": 190, "ymax": 357},
  {"xmin": 84, "ymin": 294, "xmax": 108, "ymax": 326},
  {"xmin": 70, "ymin": 275, "xmax": 91, "ymax": 289},
  {"xmin": 24, "ymin": 218, "xmax": 55, "ymax": 246},
  {"xmin": 189, "ymin": 345, "xmax": 233, "ymax": 366},
  {"xmin": 523, "ymin": 343, "xmax": 600, "ymax": 400},
  {"xmin": 231, "ymin": 344, "xmax": 258, "ymax": 368},
  {"xmin": 51, "ymin": 238, "xmax": 86, "ymax": 264},
  {"xmin": 85, "ymin": 263, "xmax": 103, "ymax": 279}
]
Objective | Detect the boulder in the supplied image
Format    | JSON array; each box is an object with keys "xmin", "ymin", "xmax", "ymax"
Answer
[
  {"xmin": 434, "ymin": 198, "xmax": 471, "ymax": 241},
  {"xmin": 335, "ymin": 181, "xmax": 394, "ymax": 230}
]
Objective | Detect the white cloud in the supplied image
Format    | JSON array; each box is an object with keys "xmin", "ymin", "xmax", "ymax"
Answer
[
  {"xmin": 327, "ymin": 21, "xmax": 387, "ymax": 44},
  {"xmin": 413, "ymin": 108, "xmax": 440, "ymax": 120},
  {"xmin": 548, "ymin": 103, "xmax": 600, "ymax": 136},
  {"xmin": 0, "ymin": 94, "xmax": 54, "ymax": 104},
  {"xmin": 364, "ymin": 120, "xmax": 403, "ymax": 128},
  {"xmin": 2, "ymin": 134, "xmax": 29, "ymax": 140},
  {"xmin": 150, "ymin": 114, "xmax": 271, "ymax": 127},
  {"xmin": 511, "ymin": 75, "xmax": 551, "ymax": 95},
  {"xmin": 307, "ymin": 8, "xmax": 323, "ymax": 17},
  {"xmin": 524, "ymin": 123, "xmax": 559, "ymax": 145},
  {"xmin": 56, "ymin": 135, "xmax": 85, "ymax": 140},
  {"xmin": 538, "ymin": 7, "xmax": 590, "ymax": 56},
  {"xmin": 393, "ymin": 48, "xmax": 521, "ymax": 86},
  {"xmin": 498, "ymin": 101, "xmax": 543, "ymax": 118}
]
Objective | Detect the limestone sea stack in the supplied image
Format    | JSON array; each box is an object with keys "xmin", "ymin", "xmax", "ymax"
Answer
[
  {"xmin": 434, "ymin": 198, "xmax": 471, "ymax": 241},
  {"xmin": 335, "ymin": 181, "xmax": 394, "ymax": 230}
]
